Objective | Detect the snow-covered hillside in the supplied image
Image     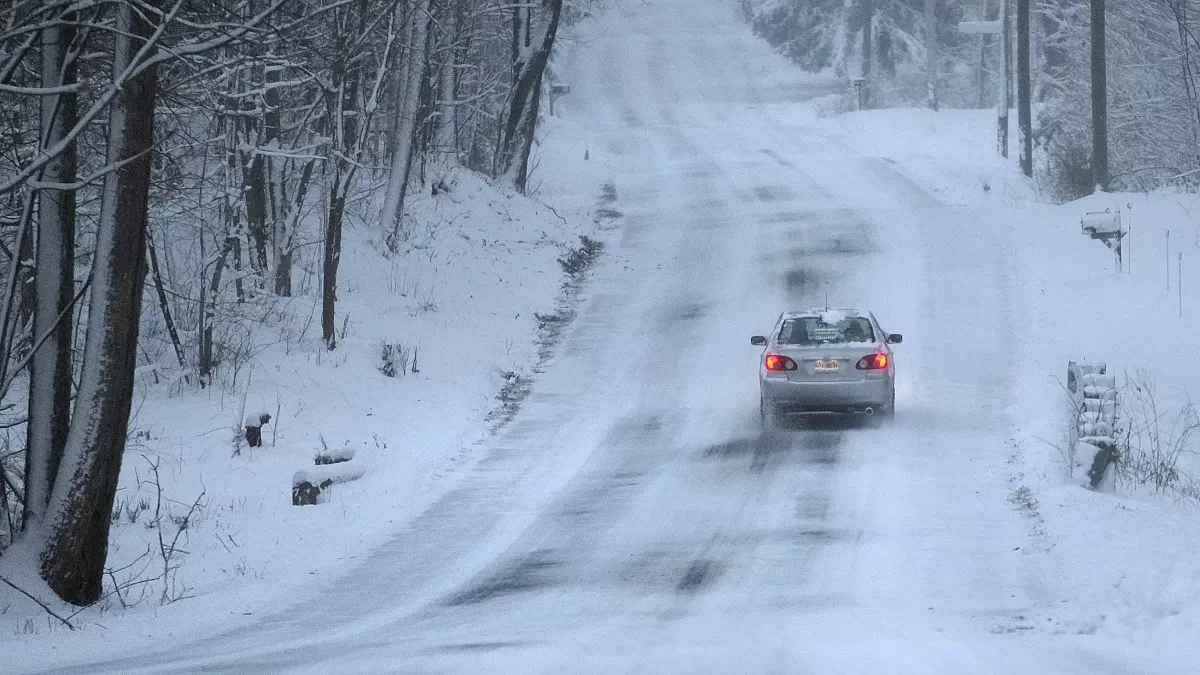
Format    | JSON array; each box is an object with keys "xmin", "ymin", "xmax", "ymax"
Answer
[{"xmin": 0, "ymin": 166, "xmax": 610, "ymax": 641}]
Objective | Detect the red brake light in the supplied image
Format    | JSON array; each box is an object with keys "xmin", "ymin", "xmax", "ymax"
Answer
[
  {"xmin": 856, "ymin": 352, "xmax": 889, "ymax": 370},
  {"xmin": 764, "ymin": 354, "xmax": 798, "ymax": 371}
]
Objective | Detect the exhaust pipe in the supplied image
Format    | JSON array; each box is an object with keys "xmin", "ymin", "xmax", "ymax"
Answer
[{"xmin": 863, "ymin": 406, "xmax": 875, "ymax": 417}]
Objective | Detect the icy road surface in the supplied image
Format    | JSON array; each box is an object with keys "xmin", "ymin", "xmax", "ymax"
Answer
[{"xmin": 49, "ymin": 0, "xmax": 1176, "ymax": 673}]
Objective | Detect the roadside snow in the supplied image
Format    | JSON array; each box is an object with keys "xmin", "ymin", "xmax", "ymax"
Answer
[{"xmin": 820, "ymin": 105, "xmax": 1200, "ymax": 649}]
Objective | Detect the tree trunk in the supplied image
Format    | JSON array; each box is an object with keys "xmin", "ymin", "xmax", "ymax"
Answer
[
  {"xmin": 38, "ymin": 0, "xmax": 161, "ymax": 606},
  {"xmin": 381, "ymin": 0, "xmax": 433, "ymax": 248},
  {"xmin": 273, "ymin": 235, "xmax": 293, "ymax": 297},
  {"xmin": 276, "ymin": 157, "xmax": 317, "ymax": 297},
  {"xmin": 321, "ymin": 1, "xmax": 371, "ymax": 348},
  {"xmin": 25, "ymin": 14, "xmax": 78, "ymax": 529},
  {"xmin": 434, "ymin": 0, "xmax": 460, "ymax": 159},
  {"xmin": 925, "ymin": 0, "xmax": 939, "ymax": 111},
  {"xmin": 199, "ymin": 236, "xmax": 235, "ymax": 385},
  {"xmin": 498, "ymin": 0, "xmax": 564, "ymax": 192},
  {"xmin": 1017, "ymin": 0, "xmax": 1033, "ymax": 177},
  {"xmin": 244, "ymin": 0, "xmax": 270, "ymax": 281},
  {"xmin": 147, "ymin": 230, "xmax": 187, "ymax": 372},
  {"xmin": 1174, "ymin": 0, "xmax": 1200, "ymax": 154},
  {"xmin": 264, "ymin": 48, "xmax": 290, "ymax": 296},
  {"xmin": 1090, "ymin": 0, "xmax": 1108, "ymax": 190},
  {"xmin": 222, "ymin": 106, "xmax": 246, "ymax": 306},
  {"xmin": 232, "ymin": 236, "xmax": 245, "ymax": 303},
  {"xmin": 15, "ymin": 219, "xmax": 35, "ymax": 351},
  {"xmin": 244, "ymin": 152, "xmax": 269, "ymax": 276},
  {"xmin": 862, "ymin": 0, "xmax": 873, "ymax": 77},
  {"xmin": 321, "ymin": 189, "xmax": 345, "ymax": 349}
]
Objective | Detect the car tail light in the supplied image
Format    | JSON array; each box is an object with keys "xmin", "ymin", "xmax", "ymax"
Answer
[
  {"xmin": 856, "ymin": 352, "xmax": 889, "ymax": 370},
  {"xmin": 764, "ymin": 354, "xmax": 798, "ymax": 371}
]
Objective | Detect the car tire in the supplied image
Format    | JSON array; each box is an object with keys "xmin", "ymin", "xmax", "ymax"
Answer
[
  {"xmin": 876, "ymin": 391, "xmax": 896, "ymax": 426},
  {"xmin": 760, "ymin": 395, "xmax": 780, "ymax": 431}
]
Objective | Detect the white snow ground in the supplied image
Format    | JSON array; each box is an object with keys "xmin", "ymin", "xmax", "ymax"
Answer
[{"xmin": 5, "ymin": 0, "xmax": 1200, "ymax": 671}]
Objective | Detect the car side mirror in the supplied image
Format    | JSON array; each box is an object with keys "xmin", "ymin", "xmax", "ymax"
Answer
[
  {"xmin": 886, "ymin": 333, "xmax": 903, "ymax": 344},
  {"xmin": 750, "ymin": 335, "xmax": 767, "ymax": 346}
]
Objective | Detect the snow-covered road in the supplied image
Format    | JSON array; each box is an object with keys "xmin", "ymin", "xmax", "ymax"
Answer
[{"xmin": 41, "ymin": 1, "xmax": 1182, "ymax": 672}]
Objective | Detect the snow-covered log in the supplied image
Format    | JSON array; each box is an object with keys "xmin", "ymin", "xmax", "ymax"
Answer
[
  {"xmin": 292, "ymin": 463, "xmax": 366, "ymax": 506},
  {"xmin": 314, "ymin": 447, "xmax": 355, "ymax": 465}
]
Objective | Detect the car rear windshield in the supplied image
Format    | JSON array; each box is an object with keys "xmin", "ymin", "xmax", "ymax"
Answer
[{"xmin": 778, "ymin": 316, "xmax": 875, "ymax": 345}]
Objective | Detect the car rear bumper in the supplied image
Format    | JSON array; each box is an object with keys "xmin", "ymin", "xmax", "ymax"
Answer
[{"xmin": 761, "ymin": 376, "xmax": 892, "ymax": 413}]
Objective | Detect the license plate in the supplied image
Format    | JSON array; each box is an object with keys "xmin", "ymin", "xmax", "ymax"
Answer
[{"xmin": 814, "ymin": 358, "xmax": 840, "ymax": 372}]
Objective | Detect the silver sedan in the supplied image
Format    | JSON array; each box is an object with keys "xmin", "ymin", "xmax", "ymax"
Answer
[{"xmin": 751, "ymin": 308, "xmax": 902, "ymax": 428}]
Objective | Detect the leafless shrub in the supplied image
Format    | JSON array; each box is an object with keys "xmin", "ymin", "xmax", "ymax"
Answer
[
  {"xmin": 379, "ymin": 342, "xmax": 417, "ymax": 378},
  {"xmin": 137, "ymin": 455, "xmax": 206, "ymax": 605},
  {"xmin": 1118, "ymin": 373, "xmax": 1200, "ymax": 498},
  {"xmin": 0, "ymin": 431, "xmax": 21, "ymax": 549}
]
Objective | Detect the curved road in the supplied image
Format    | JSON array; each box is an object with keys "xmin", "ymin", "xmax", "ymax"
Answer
[{"xmin": 56, "ymin": 0, "xmax": 1153, "ymax": 672}]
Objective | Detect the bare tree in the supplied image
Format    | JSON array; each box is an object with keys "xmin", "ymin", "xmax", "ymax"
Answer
[
  {"xmin": 381, "ymin": 0, "xmax": 434, "ymax": 249},
  {"xmin": 497, "ymin": 0, "xmax": 564, "ymax": 192},
  {"xmin": 433, "ymin": 0, "xmax": 463, "ymax": 159},
  {"xmin": 324, "ymin": 0, "xmax": 400, "ymax": 346},
  {"xmin": 38, "ymin": 0, "xmax": 163, "ymax": 605},
  {"xmin": 24, "ymin": 5, "xmax": 80, "ymax": 529}
]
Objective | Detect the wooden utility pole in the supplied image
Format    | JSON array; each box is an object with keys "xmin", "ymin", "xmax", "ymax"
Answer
[
  {"xmin": 1017, "ymin": 0, "xmax": 1033, "ymax": 176},
  {"xmin": 958, "ymin": 8, "xmax": 1008, "ymax": 156},
  {"xmin": 861, "ymin": 0, "xmax": 874, "ymax": 109},
  {"xmin": 1090, "ymin": 0, "xmax": 1109, "ymax": 190},
  {"xmin": 977, "ymin": 0, "xmax": 989, "ymax": 108}
]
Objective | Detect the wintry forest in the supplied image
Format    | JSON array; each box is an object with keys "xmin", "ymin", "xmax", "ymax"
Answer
[
  {"xmin": 0, "ymin": 0, "xmax": 585, "ymax": 606},
  {"xmin": 742, "ymin": 0, "xmax": 1200, "ymax": 199}
]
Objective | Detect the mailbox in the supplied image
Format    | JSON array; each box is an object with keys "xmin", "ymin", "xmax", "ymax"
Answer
[
  {"xmin": 1079, "ymin": 208, "xmax": 1126, "ymax": 272},
  {"xmin": 1081, "ymin": 209, "xmax": 1121, "ymax": 238}
]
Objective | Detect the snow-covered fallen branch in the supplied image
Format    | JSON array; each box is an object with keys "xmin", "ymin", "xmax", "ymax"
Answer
[{"xmin": 0, "ymin": 576, "xmax": 74, "ymax": 631}]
